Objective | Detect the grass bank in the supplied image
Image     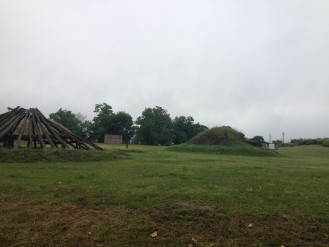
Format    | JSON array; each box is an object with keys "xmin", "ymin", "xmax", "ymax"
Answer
[
  {"xmin": 0, "ymin": 145, "xmax": 328, "ymax": 246},
  {"xmin": 0, "ymin": 148, "xmax": 133, "ymax": 163},
  {"xmin": 167, "ymin": 142, "xmax": 279, "ymax": 157}
]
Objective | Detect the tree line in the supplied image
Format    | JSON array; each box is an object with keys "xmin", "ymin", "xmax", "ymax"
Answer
[
  {"xmin": 289, "ymin": 138, "xmax": 329, "ymax": 147},
  {"xmin": 49, "ymin": 103, "xmax": 208, "ymax": 145}
]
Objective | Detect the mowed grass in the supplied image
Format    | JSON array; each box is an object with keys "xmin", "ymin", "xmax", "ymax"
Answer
[{"xmin": 0, "ymin": 145, "xmax": 329, "ymax": 246}]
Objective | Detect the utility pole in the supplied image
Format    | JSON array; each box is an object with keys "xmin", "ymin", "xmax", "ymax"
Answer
[
  {"xmin": 282, "ymin": 132, "xmax": 285, "ymax": 144},
  {"xmin": 269, "ymin": 134, "xmax": 272, "ymax": 143}
]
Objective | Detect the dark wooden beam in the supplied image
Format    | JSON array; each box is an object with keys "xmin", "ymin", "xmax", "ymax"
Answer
[
  {"xmin": 15, "ymin": 111, "xmax": 29, "ymax": 148},
  {"xmin": 1, "ymin": 106, "xmax": 103, "ymax": 150},
  {"xmin": 32, "ymin": 108, "xmax": 56, "ymax": 148},
  {"xmin": 0, "ymin": 108, "xmax": 25, "ymax": 141},
  {"xmin": 30, "ymin": 109, "xmax": 45, "ymax": 148},
  {"xmin": 0, "ymin": 106, "xmax": 20, "ymax": 126},
  {"xmin": 36, "ymin": 109, "xmax": 68, "ymax": 148}
]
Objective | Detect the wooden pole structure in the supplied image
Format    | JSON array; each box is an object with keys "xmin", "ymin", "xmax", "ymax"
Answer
[{"xmin": 0, "ymin": 107, "xmax": 103, "ymax": 150}]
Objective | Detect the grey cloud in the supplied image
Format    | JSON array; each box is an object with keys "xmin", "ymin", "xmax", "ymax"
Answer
[{"xmin": 1, "ymin": 0, "xmax": 329, "ymax": 142}]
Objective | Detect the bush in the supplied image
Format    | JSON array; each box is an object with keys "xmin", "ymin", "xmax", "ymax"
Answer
[
  {"xmin": 322, "ymin": 138, "xmax": 329, "ymax": 147},
  {"xmin": 290, "ymin": 138, "xmax": 329, "ymax": 147}
]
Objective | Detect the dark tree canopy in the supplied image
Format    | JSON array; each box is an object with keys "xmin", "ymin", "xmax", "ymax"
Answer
[
  {"xmin": 172, "ymin": 116, "xmax": 208, "ymax": 144},
  {"xmin": 110, "ymin": 111, "xmax": 134, "ymax": 144},
  {"xmin": 50, "ymin": 103, "xmax": 134, "ymax": 144},
  {"xmin": 49, "ymin": 108, "xmax": 90, "ymax": 139},
  {"xmin": 135, "ymin": 106, "xmax": 172, "ymax": 145},
  {"xmin": 91, "ymin": 103, "xmax": 134, "ymax": 143},
  {"xmin": 250, "ymin": 135, "xmax": 265, "ymax": 144},
  {"xmin": 91, "ymin": 103, "xmax": 113, "ymax": 142}
]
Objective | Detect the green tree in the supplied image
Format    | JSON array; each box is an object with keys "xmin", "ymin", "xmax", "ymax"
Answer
[
  {"xmin": 91, "ymin": 103, "xmax": 134, "ymax": 143},
  {"xmin": 49, "ymin": 108, "xmax": 89, "ymax": 138},
  {"xmin": 172, "ymin": 116, "xmax": 208, "ymax": 144},
  {"xmin": 91, "ymin": 103, "xmax": 113, "ymax": 142},
  {"xmin": 75, "ymin": 112, "xmax": 93, "ymax": 139},
  {"xmin": 251, "ymin": 135, "xmax": 265, "ymax": 144},
  {"xmin": 135, "ymin": 106, "xmax": 172, "ymax": 145},
  {"xmin": 111, "ymin": 111, "xmax": 134, "ymax": 145}
]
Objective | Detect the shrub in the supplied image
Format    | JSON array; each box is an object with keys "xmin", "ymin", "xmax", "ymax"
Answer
[{"xmin": 322, "ymin": 138, "xmax": 329, "ymax": 147}]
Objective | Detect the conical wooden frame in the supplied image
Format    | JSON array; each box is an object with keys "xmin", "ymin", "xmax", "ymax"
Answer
[{"xmin": 0, "ymin": 106, "xmax": 103, "ymax": 150}]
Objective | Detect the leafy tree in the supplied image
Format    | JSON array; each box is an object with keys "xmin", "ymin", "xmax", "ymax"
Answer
[
  {"xmin": 79, "ymin": 120, "xmax": 93, "ymax": 140},
  {"xmin": 49, "ymin": 108, "xmax": 89, "ymax": 138},
  {"xmin": 290, "ymin": 138, "xmax": 329, "ymax": 147},
  {"xmin": 74, "ymin": 112, "xmax": 93, "ymax": 139},
  {"xmin": 172, "ymin": 116, "xmax": 208, "ymax": 144},
  {"xmin": 135, "ymin": 106, "xmax": 172, "ymax": 145},
  {"xmin": 111, "ymin": 111, "xmax": 134, "ymax": 145},
  {"xmin": 91, "ymin": 103, "xmax": 113, "ymax": 142},
  {"xmin": 91, "ymin": 103, "xmax": 134, "ymax": 143},
  {"xmin": 322, "ymin": 138, "xmax": 329, "ymax": 147},
  {"xmin": 250, "ymin": 135, "xmax": 265, "ymax": 144}
]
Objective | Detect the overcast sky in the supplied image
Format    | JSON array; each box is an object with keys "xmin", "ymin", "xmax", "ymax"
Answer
[{"xmin": 1, "ymin": 0, "xmax": 329, "ymax": 142}]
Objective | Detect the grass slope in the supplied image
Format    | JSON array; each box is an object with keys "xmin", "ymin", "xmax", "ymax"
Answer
[
  {"xmin": 172, "ymin": 126, "xmax": 278, "ymax": 157},
  {"xmin": 168, "ymin": 142, "xmax": 278, "ymax": 156},
  {"xmin": 0, "ymin": 148, "xmax": 132, "ymax": 163},
  {"xmin": 0, "ymin": 145, "xmax": 328, "ymax": 246}
]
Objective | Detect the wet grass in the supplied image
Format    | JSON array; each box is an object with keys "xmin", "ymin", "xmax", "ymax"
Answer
[{"xmin": 0, "ymin": 145, "xmax": 329, "ymax": 246}]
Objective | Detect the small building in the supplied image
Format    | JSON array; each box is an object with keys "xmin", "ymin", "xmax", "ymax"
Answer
[
  {"xmin": 104, "ymin": 134, "xmax": 123, "ymax": 144},
  {"xmin": 268, "ymin": 143, "xmax": 276, "ymax": 150}
]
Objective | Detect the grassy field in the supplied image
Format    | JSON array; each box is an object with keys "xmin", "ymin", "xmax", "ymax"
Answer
[{"xmin": 0, "ymin": 145, "xmax": 328, "ymax": 246}]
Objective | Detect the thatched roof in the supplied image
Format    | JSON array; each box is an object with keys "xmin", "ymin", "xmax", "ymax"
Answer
[{"xmin": 0, "ymin": 106, "xmax": 102, "ymax": 150}]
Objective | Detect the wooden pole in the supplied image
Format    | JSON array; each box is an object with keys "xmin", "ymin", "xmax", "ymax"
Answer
[{"xmin": 15, "ymin": 110, "xmax": 29, "ymax": 148}]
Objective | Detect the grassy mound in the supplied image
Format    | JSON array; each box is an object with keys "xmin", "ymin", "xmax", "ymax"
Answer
[
  {"xmin": 169, "ymin": 126, "xmax": 278, "ymax": 157},
  {"xmin": 0, "ymin": 149, "xmax": 130, "ymax": 163},
  {"xmin": 189, "ymin": 126, "xmax": 245, "ymax": 145}
]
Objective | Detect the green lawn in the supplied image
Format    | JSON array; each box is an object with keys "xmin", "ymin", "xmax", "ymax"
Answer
[{"xmin": 0, "ymin": 145, "xmax": 329, "ymax": 246}]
